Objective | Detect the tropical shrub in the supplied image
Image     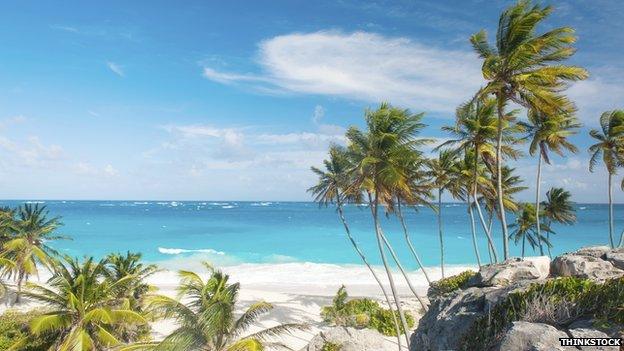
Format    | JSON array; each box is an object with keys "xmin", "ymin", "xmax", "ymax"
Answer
[
  {"xmin": 321, "ymin": 286, "xmax": 414, "ymax": 336},
  {"xmin": 0, "ymin": 310, "xmax": 53, "ymax": 350},
  {"xmin": 458, "ymin": 277, "xmax": 624, "ymax": 350},
  {"xmin": 428, "ymin": 270, "xmax": 476, "ymax": 297},
  {"xmin": 321, "ymin": 341, "xmax": 342, "ymax": 351}
]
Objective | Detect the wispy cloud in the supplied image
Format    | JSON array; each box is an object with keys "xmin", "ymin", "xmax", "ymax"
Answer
[
  {"xmin": 567, "ymin": 77, "xmax": 624, "ymax": 125},
  {"xmin": 106, "ymin": 62, "xmax": 125, "ymax": 77},
  {"xmin": 50, "ymin": 24, "xmax": 79, "ymax": 33},
  {"xmin": 201, "ymin": 31, "xmax": 484, "ymax": 114}
]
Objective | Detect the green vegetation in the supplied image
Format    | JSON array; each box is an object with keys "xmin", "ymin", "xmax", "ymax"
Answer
[
  {"xmin": 428, "ymin": 270, "xmax": 476, "ymax": 298},
  {"xmin": 321, "ymin": 286, "xmax": 414, "ymax": 337},
  {"xmin": 458, "ymin": 277, "xmax": 624, "ymax": 350},
  {"xmin": 0, "ymin": 310, "xmax": 52, "ymax": 351},
  {"xmin": 124, "ymin": 262, "xmax": 304, "ymax": 351},
  {"xmin": 321, "ymin": 341, "xmax": 342, "ymax": 351}
]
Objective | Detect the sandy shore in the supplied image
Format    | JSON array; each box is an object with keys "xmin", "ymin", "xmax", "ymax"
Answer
[{"xmin": 2, "ymin": 262, "xmax": 475, "ymax": 350}]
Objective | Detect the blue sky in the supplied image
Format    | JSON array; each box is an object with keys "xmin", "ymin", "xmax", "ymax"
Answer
[{"xmin": 0, "ymin": 0, "xmax": 622, "ymax": 202}]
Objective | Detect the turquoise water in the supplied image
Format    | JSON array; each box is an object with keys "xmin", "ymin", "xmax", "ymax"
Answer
[{"xmin": 0, "ymin": 200, "xmax": 618, "ymax": 267}]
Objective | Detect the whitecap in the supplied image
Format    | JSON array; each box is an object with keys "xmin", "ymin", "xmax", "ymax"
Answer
[
  {"xmin": 158, "ymin": 247, "xmax": 225, "ymax": 255},
  {"xmin": 222, "ymin": 205, "xmax": 235, "ymax": 209},
  {"xmin": 579, "ymin": 206, "xmax": 586, "ymax": 210}
]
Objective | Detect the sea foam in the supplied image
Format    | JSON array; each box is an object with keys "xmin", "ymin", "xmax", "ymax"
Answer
[{"xmin": 158, "ymin": 247, "xmax": 226, "ymax": 255}]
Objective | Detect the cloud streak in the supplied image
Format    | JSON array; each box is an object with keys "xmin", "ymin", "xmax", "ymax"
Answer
[
  {"xmin": 202, "ymin": 31, "xmax": 484, "ymax": 113},
  {"xmin": 107, "ymin": 62, "xmax": 125, "ymax": 77}
]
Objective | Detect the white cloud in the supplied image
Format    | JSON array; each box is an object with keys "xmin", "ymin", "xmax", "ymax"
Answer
[
  {"xmin": 202, "ymin": 31, "xmax": 484, "ymax": 113},
  {"xmin": 107, "ymin": 61, "xmax": 125, "ymax": 77},
  {"xmin": 74, "ymin": 163, "xmax": 119, "ymax": 177},
  {"xmin": 0, "ymin": 135, "xmax": 64, "ymax": 168},
  {"xmin": 568, "ymin": 78, "xmax": 624, "ymax": 125}
]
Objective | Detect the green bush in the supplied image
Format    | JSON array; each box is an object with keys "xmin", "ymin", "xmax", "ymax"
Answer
[
  {"xmin": 0, "ymin": 309, "xmax": 53, "ymax": 351},
  {"xmin": 458, "ymin": 277, "xmax": 624, "ymax": 350},
  {"xmin": 321, "ymin": 341, "xmax": 342, "ymax": 351},
  {"xmin": 428, "ymin": 270, "xmax": 476, "ymax": 297},
  {"xmin": 321, "ymin": 285, "xmax": 415, "ymax": 336}
]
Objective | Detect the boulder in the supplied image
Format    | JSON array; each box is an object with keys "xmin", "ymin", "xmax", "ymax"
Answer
[
  {"xmin": 574, "ymin": 246, "xmax": 612, "ymax": 258},
  {"xmin": 494, "ymin": 321, "xmax": 567, "ymax": 351},
  {"xmin": 473, "ymin": 256, "xmax": 550, "ymax": 287},
  {"xmin": 604, "ymin": 248, "xmax": 624, "ymax": 270},
  {"xmin": 568, "ymin": 328, "xmax": 616, "ymax": 351},
  {"xmin": 301, "ymin": 327, "xmax": 394, "ymax": 351},
  {"xmin": 551, "ymin": 253, "xmax": 623, "ymax": 281}
]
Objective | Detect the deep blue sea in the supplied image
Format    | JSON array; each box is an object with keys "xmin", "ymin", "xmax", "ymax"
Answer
[{"xmin": 0, "ymin": 200, "xmax": 618, "ymax": 268}]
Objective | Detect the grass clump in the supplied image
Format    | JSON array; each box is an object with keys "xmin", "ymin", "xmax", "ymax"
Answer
[
  {"xmin": 428, "ymin": 270, "xmax": 476, "ymax": 297},
  {"xmin": 0, "ymin": 310, "xmax": 53, "ymax": 351},
  {"xmin": 458, "ymin": 277, "xmax": 624, "ymax": 350},
  {"xmin": 321, "ymin": 341, "xmax": 342, "ymax": 351},
  {"xmin": 321, "ymin": 285, "xmax": 414, "ymax": 336}
]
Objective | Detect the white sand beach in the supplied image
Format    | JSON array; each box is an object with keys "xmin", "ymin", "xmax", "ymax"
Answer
[{"xmin": 2, "ymin": 262, "xmax": 475, "ymax": 350}]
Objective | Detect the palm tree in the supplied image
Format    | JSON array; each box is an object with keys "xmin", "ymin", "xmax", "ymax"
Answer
[
  {"xmin": 1, "ymin": 204, "xmax": 67, "ymax": 303},
  {"xmin": 589, "ymin": 110, "xmax": 624, "ymax": 248},
  {"xmin": 105, "ymin": 252, "xmax": 159, "ymax": 342},
  {"xmin": 308, "ymin": 145, "xmax": 403, "ymax": 348},
  {"xmin": 470, "ymin": 0, "xmax": 588, "ymax": 259},
  {"xmin": 438, "ymin": 96, "xmax": 522, "ymax": 262},
  {"xmin": 541, "ymin": 187, "xmax": 577, "ymax": 257},
  {"xmin": 346, "ymin": 103, "xmax": 430, "ymax": 347},
  {"xmin": 394, "ymin": 156, "xmax": 434, "ymax": 285},
  {"xmin": 128, "ymin": 263, "xmax": 303, "ymax": 351},
  {"xmin": 427, "ymin": 150, "xmax": 462, "ymax": 278},
  {"xmin": 509, "ymin": 203, "xmax": 552, "ymax": 259},
  {"xmin": 519, "ymin": 110, "xmax": 580, "ymax": 254},
  {"xmin": 15, "ymin": 256, "xmax": 147, "ymax": 351}
]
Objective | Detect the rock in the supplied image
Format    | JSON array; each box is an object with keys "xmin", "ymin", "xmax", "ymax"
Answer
[
  {"xmin": 551, "ymin": 253, "xmax": 624, "ymax": 281},
  {"xmin": 301, "ymin": 327, "xmax": 395, "ymax": 351},
  {"xmin": 474, "ymin": 256, "xmax": 550, "ymax": 287},
  {"xmin": 494, "ymin": 321, "xmax": 567, "ymax": 351},
  {"xmin": 574, "ymin": 246, "xmax": 612, "ymax": 258},
  {"xmin": 568, "ymin": 328, "xmax": 617, "ymax": 351},
  {"xmin": 604, "ymin": 248, "xmax": 624, "ymax": 270}
]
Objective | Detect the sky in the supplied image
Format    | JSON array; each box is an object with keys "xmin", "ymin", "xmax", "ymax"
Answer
[{"xmin": 0, "ymin": 0, "xmax": 623, "ymax": 202}]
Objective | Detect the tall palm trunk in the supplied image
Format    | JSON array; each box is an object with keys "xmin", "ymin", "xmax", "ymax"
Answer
[
  {"xmin": 437, "ymin": 189, "xmax": 445, "ymax": 278},
  {"xmin": 335, "ymin": 198, "xmax": 402, "ymax": 349},
  {"xmin": 15, "ymin": 270, "xmax": 24, "ymax": 304},
  {"xmin": 473, "ymin": 145, "xmax": 499, "ymax": 263},
  {"xmin": 496, "ymin": 98, "xmax": 510, "ymax": 259},
  {"xmin": 397, "ymin": 199, "xmax": 431, "ymax": 284},
  {"xmin": 370, "ymin": 193, "xmax": 411, "ymax": 348},
  {"xmin": 467, "ymin": 194, "xmax": 482, "ymax": 268},
  {"xmin": 535, "ymin": 151, "xmax": 544, "ymax": 255},
  {"xmin": 608, "ymin": 172, "xmax": 614, "ymax": 248},
  {"xmin": 521, "ymin": 234, "xmax": 526, "ymax": 259}
]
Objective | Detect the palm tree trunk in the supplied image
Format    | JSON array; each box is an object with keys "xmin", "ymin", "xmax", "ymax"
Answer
[
  {"xmin": 546, "ymin": 220, "xmax": 553, "ymax": 259},
  {"xmin": 438, "ymin": 189, "xmax": 445, "ymax": 279},
  {"xmin": 522, "ymin": 234, "xmax": 526, "ymax": 259},
  {"xmin": 335, "ymin": 199, "xmax": 403, "ymax": 349},
  {"xmin": 473, "ymin": 146, "xmax": 499, "ymax": 263},
  {"xmin": 468, "ymin": 194, "xmax": 482, "ymax": 268},
  {"xmin": 608, "ymin": 172, "xmax": 614, "ymax": 248},
  {"xmin": 369, "ymin": 193, "xmax": 411, "ymax": 348},
  {"xmin": 496, "ymin": 99, "xmax": 510, "ymax": 259},
  {"xmin": 535, "ymin": 152, "xmax": 544, "ymax": 255},
  {"xmin": 15, "ymin": 272, "xmax": 23, "ymax": 304},
  {"xmin": 397, "ymin": 199, "xmax": 431, "ymax": 284}
]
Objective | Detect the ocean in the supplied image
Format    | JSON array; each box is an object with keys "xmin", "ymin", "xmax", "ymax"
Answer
[{"xmin": 0, "ymin": 200, "xmax": 617, "ymax": 270}]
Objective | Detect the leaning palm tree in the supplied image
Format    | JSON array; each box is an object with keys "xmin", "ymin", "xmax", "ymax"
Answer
[
  {"xmin": 589, "ymin": 110, "xmax": 624, "ymax": 248},
  {"xmin": 427, "ymin": 150, "xmax": 462, "ymax": 278},
  {"xmin": 127, "ymin": 263, "xmax": 303, "ymax": 351},
  {"xmin": 346, "ymin": 103, "xmax": 430, "ymax": 348},
  {"xmin": 1, "ymin": 204, "xmax": 67, "ymax": 303},
  {"xmin": 308, "ymin": 145, "xmax": 403, "ymax": 348},
  {"xmin": 14, "ymin": 256, "xmax": 147, "ymax": 351},
  {"xmin": 470, "ymin": 0, "xmax": 588, "ymax": 259},
  {"xmin": 509, "ymin": 203, "xmax": 552, "ymax": 259},
  {"xmin": 541, "ymin": 187, "xmax": 577, "ymax": 257},
  {"xmin": 438, "ymin": 96, "xmax": 522, "ymax": 262},
  {"xmin": 519, "ymin": 110, "xmax": 580, "ymax": 254}
]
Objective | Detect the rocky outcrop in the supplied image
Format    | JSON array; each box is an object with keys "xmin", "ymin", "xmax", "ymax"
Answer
[
  {"xmin": 301, "ymin": 327, "xmax": 394, "ymax": 351},
  {"xmin": 493, "ymin": 321, "xmax": 567, "ymax": 351},
  {"xmin": 411, "ymin": 248, "xmax": 624, "ymax": 351},
  {"xmin": 472, "ymin": 256, "xmax": 550, "ymax": 287},
  {"xmin": 551, "ymin": 246, "xmax": 624, "ymax": 281}
]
